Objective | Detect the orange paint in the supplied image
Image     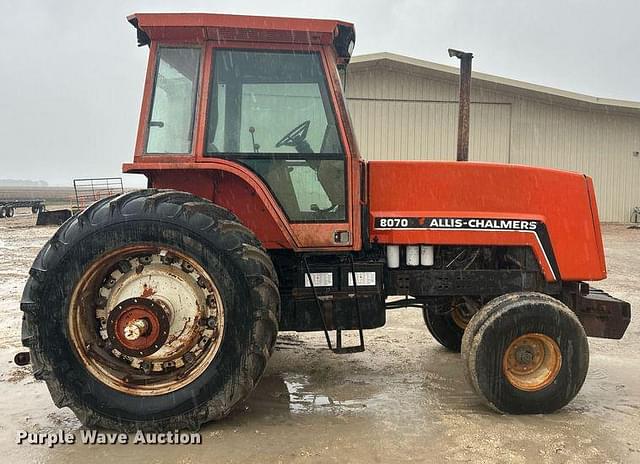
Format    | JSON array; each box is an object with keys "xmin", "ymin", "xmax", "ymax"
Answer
[{"xmin": 368, "ymin": 161, "xmax": 606, "ymax": 282}]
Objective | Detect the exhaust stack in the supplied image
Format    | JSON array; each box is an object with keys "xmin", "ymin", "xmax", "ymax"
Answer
[{"xmin": 448, "ymin": 49, "xmax": 473, "ymax": 162}]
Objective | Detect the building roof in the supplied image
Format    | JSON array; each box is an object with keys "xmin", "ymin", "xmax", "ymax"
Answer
[{"xmin": 350, "ymin": 52, "xmax": 640, "ymax": 114}]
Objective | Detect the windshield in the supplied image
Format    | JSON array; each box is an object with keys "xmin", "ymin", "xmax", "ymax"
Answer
[{"xmin": 205, "ymin": 50, "xmax": 346, "ymax": 222}]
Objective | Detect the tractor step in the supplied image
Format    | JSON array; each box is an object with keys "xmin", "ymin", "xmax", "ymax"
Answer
[
  {"xmin": 332, "ymin": 327, "xmax": 365, "ymax": 354},
  {"xmin": 302, "ymin": 256, "xmax": 365, "ymax": 354},
  {"xmin": 333, "ymin": 346, "xmax": 365, "ymax": 354},
  {"xmin": 333, "ymin": 331, "xmax": 365, "ymax": 354}
]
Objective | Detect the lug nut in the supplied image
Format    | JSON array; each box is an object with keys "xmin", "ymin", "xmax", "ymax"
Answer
[
  {"xmin": 141, "ymin": 361, "xmax": 152, "ymax": 374},
  {"xmin": 160, "ymin": 254, "xmax": 174, "ymax": 265},
  {"xmin": 206, "ymin": 317, "xmax": 217, "ymax": 329},
  {"xmin": 117, "ymin": 260, "xmax": 132, "ymax": 273}
]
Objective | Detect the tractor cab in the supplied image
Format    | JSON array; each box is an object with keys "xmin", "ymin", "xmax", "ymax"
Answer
[{"xmin": 125, "ymin": 13, "xmax": 361, "ymax": 250}]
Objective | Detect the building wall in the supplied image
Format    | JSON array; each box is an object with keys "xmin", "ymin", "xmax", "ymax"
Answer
[{"xmin": 346, "ymin": 65, "xmax": 640, "ymax": 222}]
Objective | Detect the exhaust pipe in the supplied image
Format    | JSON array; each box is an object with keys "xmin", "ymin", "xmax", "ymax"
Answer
[{"xmin": 448, "ymin": 49, "xmax": 473, "ymax": 162}]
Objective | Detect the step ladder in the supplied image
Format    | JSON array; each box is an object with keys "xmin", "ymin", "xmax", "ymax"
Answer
[{"xmin": 302, "ymin": 255, "xmax": 365, "ymax": 354}]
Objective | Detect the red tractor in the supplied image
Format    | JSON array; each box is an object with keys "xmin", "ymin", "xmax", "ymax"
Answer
[{"xmin": 19, "ymin": 13, "xmax": 630, "ymax": 431}]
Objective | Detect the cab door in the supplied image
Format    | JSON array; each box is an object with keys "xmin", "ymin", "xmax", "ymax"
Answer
[{"xmin": 201, "ymin": 45, "xmax": 358, "ymax": 250}]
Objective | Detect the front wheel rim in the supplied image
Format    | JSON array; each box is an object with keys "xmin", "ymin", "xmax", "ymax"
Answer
[
  {"xmin": 502, "ymin": 333, "xmax": 562, "ymax": 392},
  {"xmin": 68, "ymin": 244, "xmax": 225, "ymax": 396},
  {"xmin": 450, "ymin": 307, "xmax": 470, "ymax": 330}
]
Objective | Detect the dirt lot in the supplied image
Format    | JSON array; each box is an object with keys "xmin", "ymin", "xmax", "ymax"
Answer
[{"xmin": 0, "ymin": 212, "xmax": 638, "ymax": 463}]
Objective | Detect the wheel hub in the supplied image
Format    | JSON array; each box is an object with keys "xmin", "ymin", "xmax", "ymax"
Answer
[
  {"xmin": 515, "ymin": 346, "xmax": 535, "ymax": 365},
  {"xmin": 106, "ymin": 298, "xmax": 169, "ymax": 357},
  {"xmin": 502, "ymin": 333, "xmax": 562, "ymax": 391}
]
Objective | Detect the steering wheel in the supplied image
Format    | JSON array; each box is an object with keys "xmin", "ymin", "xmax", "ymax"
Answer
[{"xmin": 275, "ymin": 120, "xmax": 311, "ymax": 148}]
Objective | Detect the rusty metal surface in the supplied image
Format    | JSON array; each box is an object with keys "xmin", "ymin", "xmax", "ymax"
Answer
[
  {"xmin": 105, "ymin": 298, "xmax": 170, "ymax": 357},
  {"xmin": 73, "ymin": 177, "xmax": 123, "ymax": 209},
  {"xmin": 67, "ymin": 245, "xmax": 225, "ymax": 396},
  {"xmin": 448, "ymin": 49, "xmax": 473, "ymax": 162}
]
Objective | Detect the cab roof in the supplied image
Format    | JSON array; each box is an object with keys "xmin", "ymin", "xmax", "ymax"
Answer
[{"xmin": 128, "ymin": 13, "xmax": 356, "ymax": 62}]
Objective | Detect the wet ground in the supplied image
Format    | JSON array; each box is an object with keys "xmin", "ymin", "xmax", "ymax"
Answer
[{"xmin": 0, "ymin": 213, "xmax": 638, "ymax": 463}]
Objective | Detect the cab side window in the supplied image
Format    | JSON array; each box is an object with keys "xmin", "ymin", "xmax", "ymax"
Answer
[{"xmin": 145, "ymin": 47, "xmax": 201, "ymax": 154}]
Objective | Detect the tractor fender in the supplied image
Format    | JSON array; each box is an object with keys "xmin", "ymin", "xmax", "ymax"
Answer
[{"xmin": 124, "ymin": 161, "xmax": 297, "ymax": 249}]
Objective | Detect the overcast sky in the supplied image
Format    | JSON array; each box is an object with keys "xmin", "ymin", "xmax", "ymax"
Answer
[{"xmin": 1, "ymin": 0, "xmax": 638, "ymax": 186}]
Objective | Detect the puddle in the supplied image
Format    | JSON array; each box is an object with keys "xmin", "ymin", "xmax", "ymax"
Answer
[{"xmin": 283, "ymin": 373, "xmax": 368, "ymax": 413}]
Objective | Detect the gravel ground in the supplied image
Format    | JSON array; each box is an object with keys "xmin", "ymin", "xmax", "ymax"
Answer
[{"xmin": 0, "ymin": 212, "xmax": 637, "ymax": 463}]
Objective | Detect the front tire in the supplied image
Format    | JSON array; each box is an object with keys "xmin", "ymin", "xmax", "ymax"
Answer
[
  {"xmin": 462, "ymin": 292, "xmax": 589, "ymax": 414},
  {"xmin": 21, "ymin": 189, "xmax": 279, "ymax": 431}
]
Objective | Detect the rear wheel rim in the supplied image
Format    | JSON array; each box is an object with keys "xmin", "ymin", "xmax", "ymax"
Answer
[
  {"xmin": 68, "ymin": 244, "xmax": 225, "ymax": 396},
  {"xmin": 502, "ymin": 333, "xmax": 562, "ymax": 392}
]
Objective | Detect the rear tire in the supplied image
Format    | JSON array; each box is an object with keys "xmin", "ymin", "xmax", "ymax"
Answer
[
  {"xmin": 21, "ymin": 189, "xmax": 280, "ymax": 431},
  {"xmin": 462, "ymin": 292, "xmax": 589, "ymax": 414},
  {"xmin": 6, "ymin": 207, "xmax": 14, "ymax": 217},
  {"xmin": 0, "ymin": 207, "xmax": 5, "ymax": 218}
]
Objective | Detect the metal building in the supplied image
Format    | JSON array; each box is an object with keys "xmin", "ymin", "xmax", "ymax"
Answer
[{"xmin": 346, "ymin": 53, "xmax": 640, "ymax": 222}]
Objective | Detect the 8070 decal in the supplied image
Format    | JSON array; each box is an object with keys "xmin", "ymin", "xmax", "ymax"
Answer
[{"xmin": 378, "ymin": 218, "xmax": 409, "ymax": 228}]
